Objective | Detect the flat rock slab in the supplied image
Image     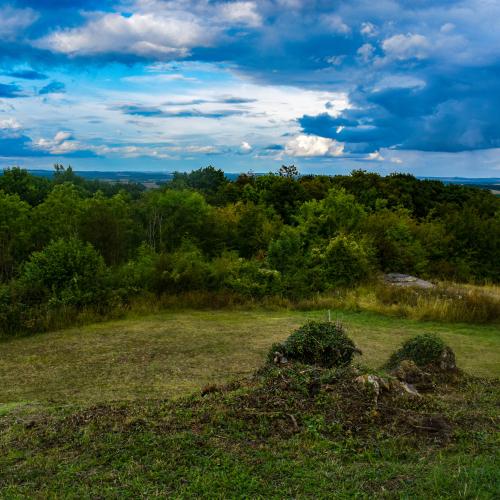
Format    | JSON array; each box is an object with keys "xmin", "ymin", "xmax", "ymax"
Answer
[{"xmin": 383, "ymin": 273, "xmax": 435, "ymax": 289}]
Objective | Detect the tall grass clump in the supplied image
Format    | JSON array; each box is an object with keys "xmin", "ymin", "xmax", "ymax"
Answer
[{"xmin": 371, "ymin": 283, "xmax": 500, "ymax": 324}]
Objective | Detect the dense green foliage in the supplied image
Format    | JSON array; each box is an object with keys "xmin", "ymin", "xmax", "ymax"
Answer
[
  {"xmin": 269, "ymin": 321, "xmax": 360, "ymax": 367},
  {"xmin": 387, "ymin": 333, "xmax": 448, "ymax": 369},
  {"xmin": 19, "ymin": 238, "xmax": 109, "ymax": 307},
  {"xmin": 1, "ymin": 164, "xmax": 499, "ymax": 335}
]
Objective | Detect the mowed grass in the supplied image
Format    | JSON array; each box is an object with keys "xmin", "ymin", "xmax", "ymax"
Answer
[{"xmin": 1, "ymin": 308, "xmax": 498, "ymax": 405}]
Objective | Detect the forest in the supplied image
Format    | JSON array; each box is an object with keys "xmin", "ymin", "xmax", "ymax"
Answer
[{"xmin": 1, "ymin": 164, "xmax": 499, "ymax": 336}]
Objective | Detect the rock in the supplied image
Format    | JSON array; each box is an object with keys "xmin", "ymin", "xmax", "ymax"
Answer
[
  {"xmin": 437, "ymin": 346, "xmax": 456, "ymax": 371},
  {"xmin": 272, "ymin": 351, "xmax": 288, "ymax": 365},
  {"xmin": 383, "ymin": 273, "xmax": 435, "ymax": 289},
  {"xmin": 355, "ymin": 373, "xmax": 421, "ymax": 401},
  {"xmin": 355, "ymin": 374, "xmax": 392, "ymax": 403},
  {"xmin": 392, "ymin": 360, "xmax": 432, "ymax": 390},
  {"xmin": 355, "ymin": 374, "xmax": 382, "ymax": 402},
  {"xmin": 399, "ymin": 381, "xmax": 420, "ymax": 397}
]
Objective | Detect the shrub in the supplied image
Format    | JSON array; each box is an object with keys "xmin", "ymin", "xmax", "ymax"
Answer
[
  {"xmin": 269, "ymin": 321, "xmax": 360, "ymax": 368},
  {"xmin": 18, "ymin": 237, "xmax": 109, "ymax": 307},
  {"xmin": 152, "ymin": 243, "xmax": 211, "ymax": 294},
  {"xmin": 112, "ymin": 243, "xmax": 157, "ymax": 298},
  {"xmin": 386, "ymin": 333, "xmax": 448, "ymax": 369},
  {"xmin": 321, "ymin": 235, "xmax": 372, "ymax": 288}
]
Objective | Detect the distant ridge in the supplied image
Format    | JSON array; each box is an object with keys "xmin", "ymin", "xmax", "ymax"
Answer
[{"xmin": 1, "ymin": 169, "xmax": 499, "ymax": 189}]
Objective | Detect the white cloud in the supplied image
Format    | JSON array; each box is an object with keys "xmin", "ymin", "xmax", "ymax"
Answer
[
  {"xmin": 0, "ymin": 6, "xmax": 38, "ymax": 39},
  {"xmin": 54, "ymin": 131, "xmax": 72, "ymax": 143},
  {"xmin": 440, "ymin": 23, "xmax": 455, "ymax": 34},
  {"xmin": 240, "ymin": 141, "xmax": 252, "ymax": 153},
  {"xmin": 382, "ymin": 33, "xmax": 430, "ymax": 61},
  {"xmin": 322, "ymin": 14, "xmax": 350, "ymax": 34},
  {"xmin": 34, "ymin": 131, "xmax": 83, "ymax": 155},
  {"xmin": 357, "ymin": 43, "xmax": 375, "ymax": 62},
  {"xmin": 0, "ymin": 118, "xmax": 22, "ymax": 130},
  {"xmin": 326, "ymin": 55, "xmax": 345, "ymax": 66},
  {"xmin": 37, "ymin": 12, "xmax": 213, "ymax": 59},
  {"xmin": 366, "ymin": 151, "xmax": 384, "ymax": 161},
  {"xmin": 360, "ymin": 22, "xmax": 377, "ymax": 37},
  {"xmin": 219, "ymin": 2, "xmax": 262, "ymax": 28},
  {"xmin": 285, "ymin": 134, "xmax": 344, "ymax": 157}
]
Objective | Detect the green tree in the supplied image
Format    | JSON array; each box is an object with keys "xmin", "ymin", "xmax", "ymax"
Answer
[
  {"xmin": 320, "ymin": 235, "xmax": 372, "ymax": 288},
  {"xmin": 33, "ymin": 183, "xmax": 84, "ymax": 246},
  {"xmin": 144, "ymin": 189, "xmax": 210, "ymax": 252},
  {"xmin": 363, "ymin": 208, "xmax": 428, "ymax": 275},
  {"xmin": 170, "ymin": 166, "xmax": 229, "ymax": 204},
  {"xmin": 0, "ymin": 167, "xmax": 51, "ymax": 206},
  {"xmin": 79, "ymin": 192, "xmax": 141, "ymax": 265},
  {"xmin": 0, "ymin": 192, "xmax": 31, "ymax": 280},
  {"xmin": 254, "ymin": 174, "xmax": 309, "ymax": 223},
  {"xmin": 297, "ymin": 187, "xmax": 366, "ymax": 240},
  {"xmin": 234, "ymin": 202, "xmax": 282, "ymax": 258}
]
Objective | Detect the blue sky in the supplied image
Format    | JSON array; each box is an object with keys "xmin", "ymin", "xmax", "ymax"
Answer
[{"xmin": 0, "ymin": 0, "xmax": 499, "ymax": 175}]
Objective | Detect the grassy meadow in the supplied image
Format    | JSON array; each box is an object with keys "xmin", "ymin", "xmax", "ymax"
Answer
[
  {"xmin": 1, "ymin": 308, "xmax": 499, "ymax": 405},
  {"xmin": 0, "ymin": 307, "xmax": 499, "ymax": 498}
]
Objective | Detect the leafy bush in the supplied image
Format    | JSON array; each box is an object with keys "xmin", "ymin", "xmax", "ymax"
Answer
[
  {"xmin": 152, "ymin": 243, "xmax": 211, "ymax": 294},
  {"xmin": 217, "ymin": 254, "xmax": 282, "ymax": 298},
  {"xmin": 386, "ymin": 333, "xmax": 448, "ymax": 369},
  {"xmin": 18, "ymin": 237, "xmax": 109, "ymax": 307},
  {"xmin": 321, "ymin": 235, "xmax": 372, "ymax": 288},
  {"xmin": 112, "ymin": 243, "xmax": 157, "ymax": 298},
  {"xmin": 269, "ymin": 321, "xmax": 360, "ymax": 368}
]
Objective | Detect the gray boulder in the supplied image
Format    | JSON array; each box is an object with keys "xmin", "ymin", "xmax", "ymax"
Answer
[{"xmin": 384, "ymin": 273, "xmax": 435, "ymax": 289}]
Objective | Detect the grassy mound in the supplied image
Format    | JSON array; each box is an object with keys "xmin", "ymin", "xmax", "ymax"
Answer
[
  {"xmin": 386, "ymin": 333, "xmax": 455, "ymax": 370},
  {"xmin": 268, "ymin": 320, "xmax": 360, "ymax": 367},
  {"xmin": 1, "ymin": 361, "xmax": 498, "ymax": 497}
]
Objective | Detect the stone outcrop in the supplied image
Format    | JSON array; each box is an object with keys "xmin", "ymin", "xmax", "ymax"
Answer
[{"xmin": 383, "ymin": 273, "xmax": 435, "ymax": 289}]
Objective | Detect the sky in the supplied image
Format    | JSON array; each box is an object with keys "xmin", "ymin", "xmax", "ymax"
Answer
[{"xmin": 0, "ymin": 0, "xmax": 499, "ymax": 176}]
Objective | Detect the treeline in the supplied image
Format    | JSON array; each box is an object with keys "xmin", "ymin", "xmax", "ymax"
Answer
[{"xmin": 1, "ymin": 165, "xmax": 499, "ymax": 335}]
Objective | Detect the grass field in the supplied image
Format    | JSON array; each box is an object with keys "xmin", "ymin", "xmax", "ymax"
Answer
[
  {"xmin": 1, "ymin": 308, "xmax": 499, "ymax": 405},
  {"xmin": 1, "ymin": 309, "xmax": 499, "ymax": 498}
]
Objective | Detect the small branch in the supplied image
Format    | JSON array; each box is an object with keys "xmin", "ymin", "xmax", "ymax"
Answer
[{"xmin": 287, "ymin": 413, "xmax": 299, "ymax": 432}]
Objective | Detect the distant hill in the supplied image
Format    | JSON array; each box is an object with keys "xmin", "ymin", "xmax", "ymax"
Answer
[{"xmin": 15, "ymin": 169, "xmax": 500, "ymax": 192}]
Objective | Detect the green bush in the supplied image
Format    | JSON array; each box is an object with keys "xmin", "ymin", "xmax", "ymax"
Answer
[
  {"xmin": 18, "ymin": 237, "xmax": 109, "ymax": 307},
  {"xmin": 386, "ymin": 333, "xmax": 448, "ymax": 369},
  {"xmin": 223, "ymin": 259, "xmax": 282, "ymax": 298},
  {"xmin": 152, "ymin": 243, "xmax": 211, "ymax": 294},
  {"xmin": 321, "ymin": 235, "xmax": 372, "ymax": 288},
  {"xmin": 269, "ymin": 321, "xmax": 360, "ymax": 368}
]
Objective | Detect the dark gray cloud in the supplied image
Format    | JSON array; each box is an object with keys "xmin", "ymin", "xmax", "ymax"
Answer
[{"xmin": 300, "ymin": 65, "xmax": 500, "ymax": 152}]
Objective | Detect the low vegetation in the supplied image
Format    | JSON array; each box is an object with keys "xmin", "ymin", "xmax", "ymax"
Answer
[
  {"xmin": 1, "ymin": 309, "xmax": 498, "ymax": 405},
  {"xmin": 269, "ymin": 320, "xmax": 361, "ymax": 367},
  {"xmin": 0, "ymin": 315, "xmax": 498, "ymax": 497},
  {"xmin": 386, "ymin": 333, "xmax": 449, "ymax": 369}
]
